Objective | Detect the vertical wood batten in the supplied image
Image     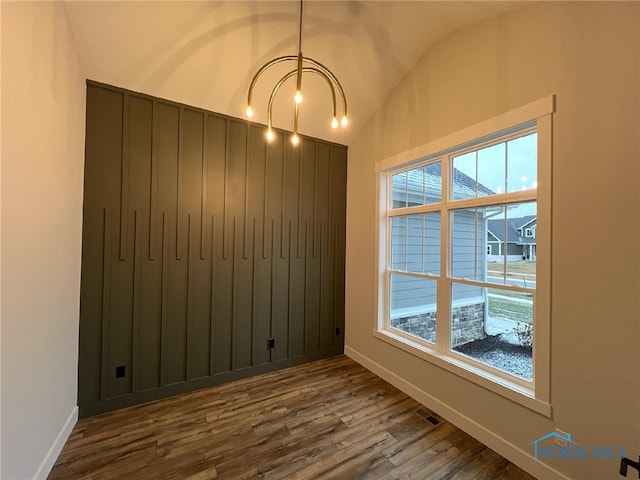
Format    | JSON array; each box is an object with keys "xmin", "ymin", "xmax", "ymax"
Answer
[
  {"xmin": 119, "ymin": 93, "xmax": 129, "ymax": 261},
  {"xmin": 297, "ymin": 145, "xmax": 303, "ymax": 259},
  {"xmin": 160, "ymin": 213, "xmax": 169, "ymax": 387},
  {"xmin": 201, "ymin": 115, "xmax": 208, "ymax": 261},
  {"xmin": 280, "ymin": 134, "xmax": 286, "ymax": 260},
  {"xmin": 131, "ymin": 210, "xmax": 141, "ymax": 393},
  {"xmin": 100, "ymin": 208, "xmax": 112, "ymax": 401},
  {"xmin": 303, "ymin": 222, "xmax": 309, "ymax": 353},
  {"xmin": 286, "ymin": 221, "xmax": 293, "ymax": 358},
  {"xmin": 332, "ymin": 222, "xmax": 339, "ymax": 345},
  {"xmin": 185, "ymin": 214, "xmax": 192, "ymax": 381},
  {"xmin": 319, "ymin": 222, "xmax": 325, "ymax": 346},
  {"xmin": 230, "ymin": 217, "xmax": 237, "ymax": 370},
  {"xmin": 209, "ymin": 215, "xmax": 216, "ymax": 376},
  {"xmin": 223, "ymin": 119, "xmax": 230, "ymax": 260},
  {"xmin": 313, "ymin": 141, "xmax": 319, "ymax": 258},
  {"xmin": 328, "ymin": 145, "xmax": 334, "ymax": 259},
  {"xmin": 243, "ymin": 126, "xmax": 250, "ymax": 260},
  {"xmin": 262, "ymin": 136, "xmax": 269, "ymax": 260},
  {"xmin": 176, "ymin": 108, "xmax": 184, "ymax": 260},
  {"xmin": 150, "ymin": 101, "xmax": 158, "ymax": 261},
  {"xmin": 269, "ymin": 218, "xmax": 277, "ymax": 364},
  {"xmin": 250, "ymin": 218, "xmax": 257, "ymax": 366}
]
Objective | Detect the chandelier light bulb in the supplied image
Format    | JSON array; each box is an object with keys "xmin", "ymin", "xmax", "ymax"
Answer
[
  {"xmin": 331, "ymin": 118, "xmax": 339, "ymax": 129},
  {"xmin": 341, "ymin": 116, "xmax": 348, "ymax": 127},
  {"xmin": 266, "ymin": 129, "xmax": 275, "ymax": 142},
  {"xmin": 294, "ymin": 91, "xmax": 303, "ymax": 104},
  {"xmin": 291, "ymin": 134, "xmax": 300, "ymax": 146},
  {"xmin": 246, "ymin": 106, "xmax": 254, "ymax": 118}
]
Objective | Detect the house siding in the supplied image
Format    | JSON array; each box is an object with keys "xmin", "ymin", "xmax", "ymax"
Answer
[{"xmin": 389, "ymin": 209, "xmax": 486, "ymax": 346}]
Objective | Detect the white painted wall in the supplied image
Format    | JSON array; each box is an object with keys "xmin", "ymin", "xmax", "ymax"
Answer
[
  {"xmin": 346, "ymin": 3, "xmax": 639, "ymax": 479},
  {"xmin": 1, "ymin": 2, "xmax": 85, "ymax": 479}
]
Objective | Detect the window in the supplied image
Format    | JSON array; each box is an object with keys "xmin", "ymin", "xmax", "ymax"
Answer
[{"xmin": 375, "ymin": 97, "xmax": 553, "ymax": 415}]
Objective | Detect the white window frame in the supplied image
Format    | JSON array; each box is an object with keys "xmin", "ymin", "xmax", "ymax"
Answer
[{"xmin": 374, "ymin": 96, "xmax": 554, "ymax": 416}]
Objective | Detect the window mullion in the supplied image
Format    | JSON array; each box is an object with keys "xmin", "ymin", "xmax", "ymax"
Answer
[
  {"xmin": 388, "ymin": 269, "xmax": 440, "ymax": 280},
  {"xmin": 437, "ymin": 155, "xmax": 451, "ymax": 350},
  {"xmin": 388, "ymin": 203, "xmax": 442, "ymax": 216},
  {"xmin": 447, "ymin": 191, "xmax": 536, "ymax": 210},
  {"xmin": 403, "ymin": 216, "xmax": 408, "ymax": 271},
  {"xmin": 474, "ymin": 207, "xmax": 478, "ymax": 281}
]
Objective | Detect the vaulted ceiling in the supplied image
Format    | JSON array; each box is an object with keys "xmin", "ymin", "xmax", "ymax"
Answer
[{"xmin": 63, "ymin": 1, "xmax": 530, "ymax": 146}]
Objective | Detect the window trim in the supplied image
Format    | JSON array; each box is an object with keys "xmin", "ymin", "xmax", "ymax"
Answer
[{"xmin": 374, "ymin": 96, "xmax": 554, "ymax": 416}]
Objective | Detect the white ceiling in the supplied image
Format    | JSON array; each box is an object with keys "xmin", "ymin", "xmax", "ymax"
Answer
[{"xmin": 63, "ymin": 1, "xmax": 530, "ymax": 145}]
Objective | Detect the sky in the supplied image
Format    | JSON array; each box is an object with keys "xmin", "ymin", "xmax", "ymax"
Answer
[{"xmin": 453, "ymin": 132, "xmax": 537, "ymax": 217}]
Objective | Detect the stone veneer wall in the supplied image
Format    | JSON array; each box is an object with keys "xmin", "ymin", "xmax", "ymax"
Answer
[
  {"xmin": 390, "ymin": 302, "xmax": 486, "ymax": 347},
  {"xmin": 391, "ymin": 311, "xmax": 437, "ymax": 343}
]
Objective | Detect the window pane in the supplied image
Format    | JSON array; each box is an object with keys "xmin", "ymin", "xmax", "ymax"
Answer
[
  {"xmin": 452, "ymin": 133, "xmax": 537, "ymax": 200},
  {"xmin": 390, "ymin": 273, "xmax": 436, "ymax": 343},
  {"xmin": 506, "ymin": 202, "xmax": 537, "ymax": 286},
  {"xmin": 478, "ymin": 143, "xmax": 506, "ymax": 196},
  {"xmin": 391, "ymin": 217, "xmax": 406, "ymax": 270},
  {"xmin": 452, "ymin": 150, "xmax": 498, "ymax": 200},
  {"xmin": 450, "ymin": 207, "xmax": 491, "ymax": 282},
  {"xmin": 452, "ymin": 151, "xmax": 477, "ymax": 200},
  {"xmin": 423, "ymin": 162, "xmax": 442, "ymax": 204},
  {"xmin": 453, "ymin": 202, "xmax": 537, "ymax": 289},
  {"xmin": 451, "ymin": 282, "xmax": 533, "ymax": 381},
  {"xmin": 486, "ymin": 202, "xmax": 537, "ymax": 288},
  {"xmin": 507, "ymin": 133, "xmax": 537, "ymax": 193},
  {"xmin": 391, "ymin": 161, "xmax": 441, "ymax": 208},
  {"xmin": 391, "ymin": 213, "xmax": 440, "ymax": 275},
  {"xmin": 391, "ymin": 171, "xmax": 408, "ymax": 208}
]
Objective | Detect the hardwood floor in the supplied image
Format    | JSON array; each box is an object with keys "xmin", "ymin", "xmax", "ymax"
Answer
[{"xmin": 49, "ymin": 355, "xmax": 535, "ymax": 480}]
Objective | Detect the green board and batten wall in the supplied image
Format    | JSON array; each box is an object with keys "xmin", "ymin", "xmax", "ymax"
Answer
[{"xmin": 79, "ymin": 81, "xmax": 347, "ymax": 416}]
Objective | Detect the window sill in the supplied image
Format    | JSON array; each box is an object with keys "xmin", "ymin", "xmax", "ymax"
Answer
[{"xmin": 372, "ymin": 328, "xmax": 552, "ymax": 417}]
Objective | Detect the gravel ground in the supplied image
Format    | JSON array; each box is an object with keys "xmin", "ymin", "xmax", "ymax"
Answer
[{"xmin": 454, "ymin": 333, "xmax": 532, "ymax": 380}]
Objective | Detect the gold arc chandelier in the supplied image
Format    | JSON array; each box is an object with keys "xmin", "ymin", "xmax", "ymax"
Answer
[{"xmin": 245, "ymin": 0, "xmax": 348, "ymax": 145}]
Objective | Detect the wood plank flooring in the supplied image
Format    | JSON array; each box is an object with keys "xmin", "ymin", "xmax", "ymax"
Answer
[{"xmin": 49, "ymin": 355, "xmax": 535, "ymax": 480}]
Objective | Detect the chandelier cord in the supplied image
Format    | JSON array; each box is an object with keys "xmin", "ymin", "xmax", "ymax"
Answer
[{"xmin": 298, "ymin": 0, "xmax": 303, "ymax": 54}]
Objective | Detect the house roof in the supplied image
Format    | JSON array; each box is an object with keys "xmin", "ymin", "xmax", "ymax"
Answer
[
  {"xmin": 393, "ymin": 161, "xmax": 494, "ymax": 202},
  {"xmin": 487, "ymin": 215, "xmax": 537, "ymax": 245}
]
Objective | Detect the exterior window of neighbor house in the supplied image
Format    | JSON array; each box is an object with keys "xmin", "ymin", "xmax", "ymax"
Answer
[{"xmin": 375, "ymin": 98, "xmax": 553, "ymax": 414}]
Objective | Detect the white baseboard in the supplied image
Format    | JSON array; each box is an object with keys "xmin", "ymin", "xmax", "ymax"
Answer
[
  {"xmin": 345, "ymin": 346, "xmax": 569, "ymax": 480},
  {"xmin": 33, "ymin": 405, "xmax": 78, "ymax": 480}
]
